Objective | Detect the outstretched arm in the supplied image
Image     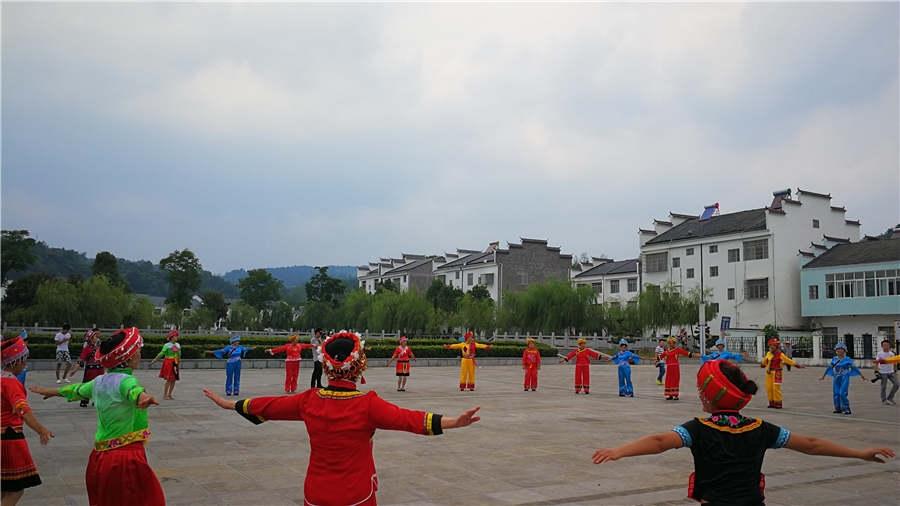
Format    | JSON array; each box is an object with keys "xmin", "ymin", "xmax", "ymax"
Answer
[
  {"xmin": 22, "ymin": 410, "xmax": 54, "ymax": 445},
  {"xmin": 29, "ymin": 386, "xmax": 64, "ymax": 399},
  {"xmin": 592, "ymin": 432, "xmax": 683, "ymax": 464},
  {"xmin": 441, "ymin": 406, "xmax": 481, "ymax": 429},
  {"xmin": 786, "ymin": 433, "xmax": 894, "ymax": 462}
]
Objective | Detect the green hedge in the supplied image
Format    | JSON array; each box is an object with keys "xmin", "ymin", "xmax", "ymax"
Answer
[{"xmin": 21, "ymin": 341, "xmax": 557, "ymax": 360}]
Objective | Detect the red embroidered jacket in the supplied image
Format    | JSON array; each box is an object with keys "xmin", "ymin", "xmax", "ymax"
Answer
[
  {"xmin": 565, "ymin": 348, "xmax": 600, "ymax": 365},
  {"xmin": 663, "ymin": 347, "xmax": 692, "ymax": 366},
  {"xmin": 522, "ymin": 349, "xmax": 542, "ymax": 369},
  {"xmin": 391, "ymin": 346, "xmax": 415, "ymax": 362},
  {"xmin": 234, "ymin": 379, "xmax": 443, "ymax": 506},
  {"xmin": 268, "ymin": 343, "xmax": 315, "ymax": 361},
  {"xmin": 1, "ymin": 373, "xmax": 30, "ymax": 431}
]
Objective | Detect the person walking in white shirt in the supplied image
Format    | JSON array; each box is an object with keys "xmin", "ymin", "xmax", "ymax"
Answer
[
  {"xmin": 875, "ymin": 339, "xmax": 899, "ymax": 405},
  {"xmin": 54, "ymin": 324, "xmax": 74, "ymax": 383}
]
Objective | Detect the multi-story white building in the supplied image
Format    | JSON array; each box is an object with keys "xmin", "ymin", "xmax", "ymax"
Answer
[
  {"xmin": 570, "ymin": 258, "xmax": 641, "ymax": 307},
  {"xmin": 432, "ymin": 239, "xmax": 572, "ymax": 303},
  {"xmin": 639, "ymin": 188, "xmax": 861, "ymax": 332},
  {"xmin": 357, "ymin": 254, "xmax": 436, "ymax": 294}
]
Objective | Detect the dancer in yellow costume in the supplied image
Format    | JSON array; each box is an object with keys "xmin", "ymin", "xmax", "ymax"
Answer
[
  {"xmin": 760, "ymin": 338, "xmax": 804, "ymax": 408},
  {"xmin": 444, "ymin": 332, "xmax": 492, "ymax": 391}
]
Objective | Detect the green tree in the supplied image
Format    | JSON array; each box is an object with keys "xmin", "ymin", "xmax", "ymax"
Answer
[
  {"xmin": 78, "ymin": 275, "xmax": 130, "ymax": 327},
  {"xmin": 35, "ymin": 278, "xmax": 81, "ymax": 325},
  {"xmin": 159, "ymin": 249, "xmax": 203, "ymax": 308},
  {"xmin": 238, "ymin": 269, "xmax": 284, "ymax": 310},
  {"xmin": 200, "ymin": 290, "xmax": 229, "ymax": 321},
  {"xmin": 299, "ymin": 300, "xmax": 334, "ymax": 329},
  {"xmin": 377, "ymin": 279, "xmax": 400, "ymax": 293},
  {"xmin": 305, "ymin": 266, "xmax": 345, "ymax": 306},
  {"xmin": 183, "ymin": 307, "xmax": 218, "ymax": 329},
  {"xmin": 262, "ymin": 301, "xmax": 294, "ymax": 330},
  {"xmin": 92, "ymin": 251, "xmax": 130, "ymax": 291},
  {"xmin": 425, "ymin": 279, "xmax": 463, "ymax": 313},
  {"xmin": 469, "ymin": 285, "xmax": 492, "ymax": 302},
  {"xmin": 453, "ymin": 294, "xmax": 495, "ymax": 334},
  {"xmin": 1, "ymin": 272, "xmax": 55, "ymax": 308},
  {"xmin": 1, "ymin": 230, "xmax": 37, "ymax": 284},
  {"xmin": 283, "ymin": 285, "xmax": 306, "ymax": 306},
  {"xmin": 227, "ymin": 301, "xmax": 260, "ymax": 331},
  {"xmin": 123, "ymin": 296, "xmax": 155, "ymax": 328},
  {"xmin": 335, "ymin": 290, "xmax": 374, "ymax": 330}
]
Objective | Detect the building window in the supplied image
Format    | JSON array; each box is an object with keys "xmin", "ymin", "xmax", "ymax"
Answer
[
  {"xmin": 672, "ymin": 257, "xmax": 681, "ymax": 268},
  {"xmin": 627, "ymin": 300, "xmax": 637, "ymax": 309},
  {"xmin": 710, "ymin": 266, "xmax": 718, "ymax": 277},
  {"xmin": 686, "ymin": 268, "xmax": 695, "ymax": 279},
  {"xmin": 686, "ymin": 248, "xmax": 695, "ymax": 256},
  {"xmin": 467, "ymin": 273, "xmax": 473, "ymax": 286},
  {"xmin": 518, "ymin": 271, "xmax": 528, "ymax": 285},
  {"xmin": 627, "ymin": 278, "xmax": 638, "ymax": 292},
  {"xmin": 455, "ymin": 272, "xmax": 459, "ymax": 279},
  {"xmin": 479, "ymin": 273, "xmax": 495, "ymax": 286},
  {"xmin": 727, "ymin": 248, "xmax": 740, "ymax": 263},
  {"xmin": 812, "ymin": 219, "xmax": 820, "ymax": 228},
  {"xmin": 709, "ymin": 245, "xmax": 718, "ymax": 253},
  {"xmin": 645, "ymin": 252, "xmax": 668, "ymax": 273},
  {"xmin": 610, "ymin": 280, "xmax": 620, "ymax": 293},
  {"xmin": 746, "ymin": 278, "xmax": 769, "ymax": 299},
  {"xmin": 591, "ymin": 282, "xmax": 602, "ymax": 294},
  {"xmin": 609, "ymin": 301, "xmax": 621, "ymax": 309},
  {"xmin": 825, "ymin": 270, "xmax": 898, "ymax": 299},
  {"xmin": 402, "ymin": 275, "xmax": 407, "ymax": 283},
  {"xmin": 727, "ymin": 287, "xmax": 735, "ymax": 300},
  {"xmin": 808, "ymin": 285, "xmax": 819, "ymax": 300},
  {"xmin": 743, "ymin": 239, "xmax": 769, "ymax": 261}
]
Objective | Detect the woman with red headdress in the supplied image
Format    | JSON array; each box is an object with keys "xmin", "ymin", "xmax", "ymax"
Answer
[
  {"xmin": 76, "ymin": 330, "xmax": 105, "ymax": 407},
  {"xmin": 1, "ymin": 335, "xmax": 54, "ymax": 506},
  {"xmin": 661, "ymin": 336, "xmax": 695, "ymax": 400},
  {"xmin": 204, "ymin": 331, "xmax": 481, "ymax": 506},
  {"xmin": 385, "ymin": 336, "xmax": 416, "ymax": 391},
  {"xmin": 266, "ymin": 334, "xmax": 315, "ymax": 393},
  {"xmin": 591, "ymin": 360, "xmax": 894, "ymax": 506},
  {"xmin": 30, "ymin": 328, "xmax": 164, "ymax": 506},
  {"xmin": 149, "ymin": 330, "xmax": 181, "ymax": 399},
  {"xmin": 760, "ymin": 338, "xmax": 804, "ymax": 409}
]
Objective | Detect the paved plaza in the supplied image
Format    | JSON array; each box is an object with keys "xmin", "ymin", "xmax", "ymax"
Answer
[{"xmin": 18, "ymin": 360, "xmax": 900, "ymax": 505}]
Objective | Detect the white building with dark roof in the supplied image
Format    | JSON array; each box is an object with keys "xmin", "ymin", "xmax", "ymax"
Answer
[
  {"xmin": 639, "ymin": 188, "xmax": 861, "ymax": 332},
  {"xmin": 570, "ymin": 258, "xmax": 641, "ymax": 307},
  {"xmin": 432, "ymin": 239, "xmax": 572, "ymax": 303},
  {"xmin": 357, "ymin": 254, "xmax": 437, "ymax": 294}
]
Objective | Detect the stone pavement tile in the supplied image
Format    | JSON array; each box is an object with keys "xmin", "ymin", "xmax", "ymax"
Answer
[{"xmin": 213, "ymin": 489, "xmax": 298, "ymax": 505}]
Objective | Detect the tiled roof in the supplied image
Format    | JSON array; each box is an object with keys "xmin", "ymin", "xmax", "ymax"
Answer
[
  {"xmin": 669, "ymin": 212, "xmax": 699, "ymax": 219},
  {"xmin": 573, "ymin": 259, "xmax": 639, "ymax": 278},
  {"xmin": 798, "ymin": 188, "xmax": 831, "ymax": 199},
  {"xmin": 802, "ymin": 238, "xmax": 900, "ymax": 269},
  {"xmin": 383, "ymin": 257, "xmax": 433, "ymax": 274},
  {"xmin": 434, "ymin": 252, "xmax": 493, "ymax": 270},
  {"xmin": 645, "ymin": 209, "xmax": 767, "ymax": 245},
  {"xmin": 823, "ymin": 235, "xmax": 850, "ymax": 243}
]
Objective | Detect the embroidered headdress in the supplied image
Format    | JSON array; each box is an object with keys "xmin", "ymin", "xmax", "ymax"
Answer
[
  {"xmin": 618, "ymin": 339, "xmax": 628, "ymax": 346},
  {"xmin": 399, "ymin": 336, "xmax": 408, "ymax": 344},
  {"xmin": 577, "ymin": 338, "xmax": 587, "ymax": 345},
  {"xmin": 667, "ymin": 336, "xmax": 678, "ymax": 344},
  {"xmin": 834, "ymin": 341, "xmax": 847, "ymax": 351},
  {"xmin": 1, "ymin": 336, "xmax": 29, "ymax": 367},
  {"xmin": 230, "ymin": 335, "xmax": 241, "ymax": 344},
  {"xmin": 767, "ymin": 338, "xmax": 780, "ymax": 347},
  {"xmin": 166, "ymin": 330, "xmax": 179, "ymax": 340},
  {"xmin": 322, "ymin": 332, "xmax": 367, "ymax": 381},
  {"xmin": 97, "ymin": 328, "xmax": 143, "ymax": 369},
  {"xmin": 288, "ymin": 334, "xmax": 299, "ymax": 342},
  {"xmin": 463, "ymin": 331, "xmax": 474, "ymax": 340},
  {"xmin": 526, "ymin": 337, "xmax": 536, "ymax": 345},
  {"xmin": 697, "ymin": 360, "xmax": 753, "ymax": 410}
]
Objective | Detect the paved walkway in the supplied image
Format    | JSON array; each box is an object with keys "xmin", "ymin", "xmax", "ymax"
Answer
[{"xmin": 18, "ymin": 360, "xmax": 900, "ymax": 505}]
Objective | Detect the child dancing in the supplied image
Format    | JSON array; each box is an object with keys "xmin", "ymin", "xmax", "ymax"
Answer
[
  {"xmin": 385, "ymin": 336, "xmax": 417, "ymax": 391},
  {"xmin": 591, "ymin": 359, "xmax": 894, "ymax": 506},
  {"xmin": 266, "ymin": 334, "xmax": 315, "ymax": 393},
  {"xmin": 149, "ymin": 330, "xmax": 181, "ymax": 399}
]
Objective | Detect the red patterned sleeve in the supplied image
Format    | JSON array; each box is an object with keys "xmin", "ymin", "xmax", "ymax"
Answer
[
  {"xmin": 565, "ymin": 350, "xmax": 577, "ymax": 361},
  {"xmin": 5, "ymin": 379, "xmax": 30, "ymax": 415},
  {"xmin": 391, "ymin": 347, "xmax": 400, "ymax": 359},
  {"xmin": 586, "ymin": 349, "xmax": 600, "ymax": 359},
  {"xmin": 234, "ymin": 392, "xmax": 307, "ymax": 425},
  {"xmin": 367, "ymin": 393, "xmax": 443, "ymax": 435},
  {"xmin": 678, "ymin": 347, "xmax": 692, "ymax": 357}
]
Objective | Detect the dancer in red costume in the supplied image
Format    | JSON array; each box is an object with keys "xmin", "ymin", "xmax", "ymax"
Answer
[
  {"xmin": 204, "ymin": 332, "xmax": 481, "ymax": 506},
  {"xmin": 266, "ymin": 334, "xmax": 315, "ymax": 393},
  {"xmin": 386, "ymin": 336, "xmax": 416, "ymax": 391},
  {"xmin": 522, "ymin": 338, "xmax": 542, "ymax": 391},
  {"xmin": 559, "ymin": 338, "xmax": 608, "ymax": 394},
  {"xmin": 662, "ymin": 336, "xmax": 695, "ymax": 400}
]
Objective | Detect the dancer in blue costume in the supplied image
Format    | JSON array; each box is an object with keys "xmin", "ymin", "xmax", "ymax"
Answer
[
  {"xmin": 700, "ymin": 339, "xmax": 745, "ymax": 365},
  {"xmin": 611, "ymin": 339, "xmax": 641, "ymax": 397},
  {"xmin": 819, "ymin": 342, "xmax": 867, "ymax": 415},
  {"xmin": 205, "ymin": 336, "xmax": 255, "ymax": 396}
]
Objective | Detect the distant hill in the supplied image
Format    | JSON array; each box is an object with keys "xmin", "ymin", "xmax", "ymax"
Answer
[
  {"xmin": 9, "ymin": 241, "xmax": 240, "ymax": 298},
  {"xmin": 223, "ymin": 265, "xmax": 361, "ymax": 287}
]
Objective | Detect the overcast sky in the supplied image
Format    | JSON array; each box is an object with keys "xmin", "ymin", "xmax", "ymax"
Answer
[{"xmin": 3, "ymin": 2, "xmax": 897, "ymax": 274}]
